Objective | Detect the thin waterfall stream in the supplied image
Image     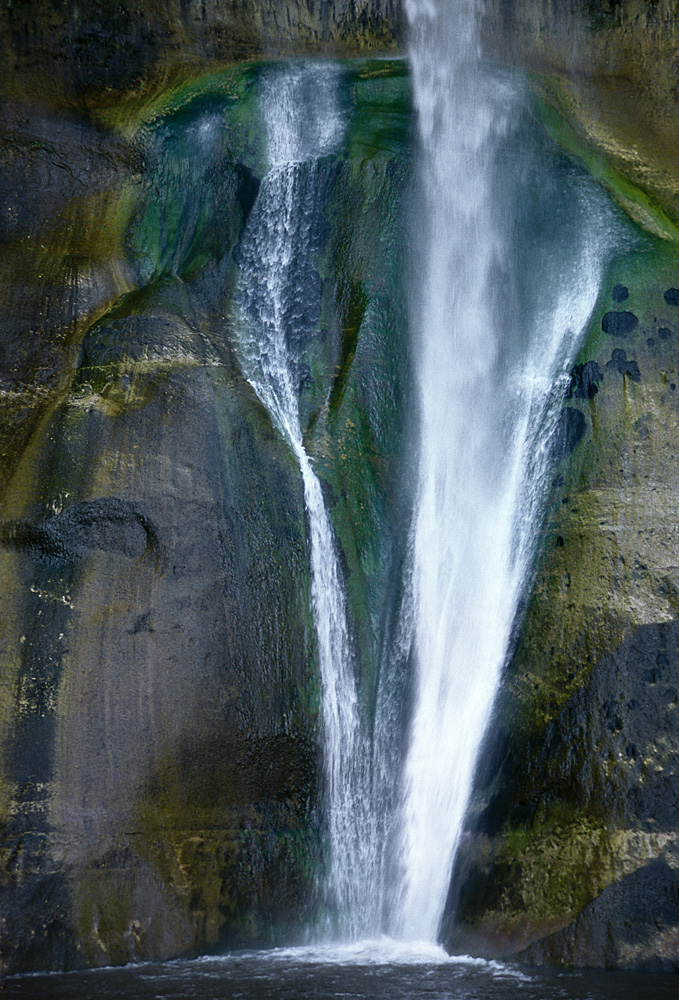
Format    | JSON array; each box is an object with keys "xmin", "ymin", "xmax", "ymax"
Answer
[{"xmin": 232, "ymin": 63, "xmax": 377, "ymax": 938}]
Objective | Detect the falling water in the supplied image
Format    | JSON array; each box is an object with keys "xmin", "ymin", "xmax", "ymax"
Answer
[
  {"xmin": 232, "ymin": 63, "xmax": 376, "ymax": 936},
  {"xmin": 232, "ymin": 38, "xmax": 613, "ymax": 945},
  {"xmin": 392, "ymin": 0, "xmax": 609, "ymax": 940}
]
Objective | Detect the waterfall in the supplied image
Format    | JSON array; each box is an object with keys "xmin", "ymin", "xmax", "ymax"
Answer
[
  {"xmin": 391, "ymin": 0, "xmax": 609, "ymax": 941},
  {"xmin": 232, "ymin": 63, "xmax": 376, "ymax": 937},
  {"xmin": 232, "ymin": 40, "xmax": 613, "ymax": 947}
]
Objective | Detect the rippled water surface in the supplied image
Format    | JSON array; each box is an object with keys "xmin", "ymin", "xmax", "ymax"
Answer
[{"xmin": 3, "ymin": 943, "xmax": 678, "ymax": 999}]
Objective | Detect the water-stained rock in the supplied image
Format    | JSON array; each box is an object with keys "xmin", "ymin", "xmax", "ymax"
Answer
[
  {"xmin": 551, "ymin": 407, "xmax": 587, "ymax": 462},
  {"xmin": 566, "ymin": 360, "xmax": 604, "ymax": 399},
  {"xmin": 1, "ymin": 499, "xmax": 158, "ymax": 564},
  {"xmin": 0, "ymin": 58, "xmax": 414, "ymax": 975},
  {"xmin": 602, "ymin": 311, "xmax": 639, "ymax": 336},
  {"xmin": 606, "ymin": 348, "xmax": 641, "ymax": 382}
]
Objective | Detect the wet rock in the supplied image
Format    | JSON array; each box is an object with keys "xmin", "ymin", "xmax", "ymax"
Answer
[
  {"xmin": 235, "ymin": 163, "xmax": 261, "ymax": 220},
  {"xmin": 517, "ymin": 859, "xmax": 679, "ymax": 971},
  {"xmin": 448, "ymin": 619, "xmax": 679, "ymax": 968},
  {"xmin": 612, "ymin": 284, "xmax": 629, "ymax": 302},
  {"xmin": 664, "ymin": 288, "xmax": 679, "ymax": 306},
  {"xmin": 0, "ymin": 61, "xmax": 414, "ymax": 974},
  {"xmin": 550, "ymin": 408, "xmax": 587, "ymax": 462},
  {"xmin": 601, "ymin": 311, "xmax": 639, "ymax": 336},
  {"xmin": 566, "ymin": 360, "xmax": 604, "ymax": 399},
  {"xmin": 606, "ymin": 348, "xmax": 641, "ymax": 382}
]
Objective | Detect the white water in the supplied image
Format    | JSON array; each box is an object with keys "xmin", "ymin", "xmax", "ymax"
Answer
[
  {"xmin": 232, "ymin": 64, "xmax": 376, "ymax": 936},
  {"xmin": 232, "ymin": 37, "xmax": 613, "ymax": 947},
  {"xmin": 392, "ymin": 0, "xmax": 608, "ymax": 940}
]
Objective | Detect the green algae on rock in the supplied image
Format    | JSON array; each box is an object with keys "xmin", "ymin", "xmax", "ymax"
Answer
[{"xmin": 0, "ymin": 59, "xmax": 414, "ymax": 973}]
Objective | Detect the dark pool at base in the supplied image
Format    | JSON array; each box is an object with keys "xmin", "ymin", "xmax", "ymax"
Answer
[{"xmin": 2, "ymin": 946, "xmax": 678, "ymax": 1000}]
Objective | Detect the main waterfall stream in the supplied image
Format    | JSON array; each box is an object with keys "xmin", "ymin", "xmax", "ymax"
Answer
[{"xmin": 391, "ymin": 0, "xmax": 608, "ymax": 940}]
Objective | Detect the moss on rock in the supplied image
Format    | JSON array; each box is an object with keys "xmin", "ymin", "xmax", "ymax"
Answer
[{"xmin": 446, "ymin": 229, "xmax": 679, "ymax": 968}]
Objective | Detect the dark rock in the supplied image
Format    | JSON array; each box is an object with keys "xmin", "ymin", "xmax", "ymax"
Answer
[
  {"xmin": 664, "ymin": 288, "xmax": 679, "ymax": 306},
  {"xmin": 517, "ymin": 859, "xmax": 679, "ymax": 970},
  {"xmin": 550, "ymin": 408, "xmax": 587, "ymax": 462},
  {"xmin": 1, "ymin": 498, "xmax": 159, "ymax": 565},
  {"xmin": 601, "ymin": 311, "xmax": 639, "ymax": 336},
  {"xmin": 606, "ymin": 348, "xmax": 641, "ymax": 382},
  {"xmin": 0, "ymin": 0, "xmax": 405, "ymax": 108},
  {"xmin": 566, "ymin": 360, "xmax": 604, "ymax": 399},
  {"xmin": 449, "ymin": 619, "xmax": 679, "ymax": 967},
  {"xmin": 612, "ymin": 284, "xmax": 629, "ymax": 302},
  {"xmin": 235, "ymin": 163, "xmax": 261, "ymax": 221},
  {"xmin": 658, "ymin": 326, "xmax": 673, "ymax": 339}
]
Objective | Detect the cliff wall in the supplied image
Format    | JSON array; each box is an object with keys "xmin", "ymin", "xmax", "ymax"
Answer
[{"xmin": 4, "ymin": 0, "xmax": 679, "ymax": 977}]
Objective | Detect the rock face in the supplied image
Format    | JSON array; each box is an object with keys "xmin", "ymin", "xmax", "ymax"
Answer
[
  {"xmin": 0, "ymin": 60, "xmax": 412, "ymax": 972},
  {"xmin": 444, "ymin": 244, "xmax": 679, "ymax": 971},
  {"xmin": 0, "ymin": 0, "xmax": 404, "ymax": 108},
  {"xmin": 481, "ymin": 0, "xmax": 679, "ymax": 235}
]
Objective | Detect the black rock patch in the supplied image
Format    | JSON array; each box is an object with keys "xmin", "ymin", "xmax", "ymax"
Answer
[
  {"xmin": 664, "ymin": 288, "xmax": 679, "ymax": 306},
  {"xmin": 551, "ymin": 407, "xmax": 587, "ymax": 462},
  {"xmin": 0, "ymin": 498, "xmax": 160, "ymax": 564},
  {"xmin": 606, "ymin": 348, "xmax": 641, "ymax": 382},
  {"xmin": 567, "ymin": 360, "xmax": 604, "ymax": 399},
  {"xmin": 235, "ymin": 163, "xmax": 261, "ymax": 221},
  {"xmin": 612, "ymin": 284, "xmax": 629, "ymax": 303},
  {"xmin": 602, "ymin": 311, "xmax": 638, "ymax": 336},
  {"xmin": 659, "ymin": 326, "xmax": 673, "ymax": 340}
]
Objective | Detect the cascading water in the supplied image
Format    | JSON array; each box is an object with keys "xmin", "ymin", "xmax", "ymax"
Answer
[
  {"xmin": 232, "ymin": 63, "xmax": 377, "ymax": 937},
  {"xmin": 390, "ymin": 0, "xmax": 610, "ymax": 941},
  {"xmin": 232, "ymin": 35, "xmax": 614, "ymax": 950}
]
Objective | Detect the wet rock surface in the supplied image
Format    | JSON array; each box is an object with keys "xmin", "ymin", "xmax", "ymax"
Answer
[
  {"xmin": 0, "ymin": 0, "xmax": 405, "ymax": 108},
  {"xmin": 606, "ymin": 348, "xmax": 641, "ymax": 382},
  {"xmin": 1, "ymin": 499, "xmax": 159, "ymax": 564},
  {"xmin": 446, "ymin": 256, "xmax": 679, "ymax": 968},
  {"xmin": 0, "ymin": 59, "xmax": 413, "ymax": 973},
  {"xmin": 550, "ymin": 408, "xmax": 587, "ymax": 462}
]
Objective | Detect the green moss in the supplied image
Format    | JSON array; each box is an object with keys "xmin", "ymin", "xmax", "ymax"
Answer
[
  {"xmin": 96, "ymin": 63, "xmax": 261, "ymax": 136},
  {"xmin": 460, "ymin": 818, "xmax": 615, "ymax": 944},
  {"xmin": 131, "ymin": 731, "xmax": 319, "ymax": 949},
  {"xmin": 343, "ymin": 59, "xmax": 412, "ymax": 161}
]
